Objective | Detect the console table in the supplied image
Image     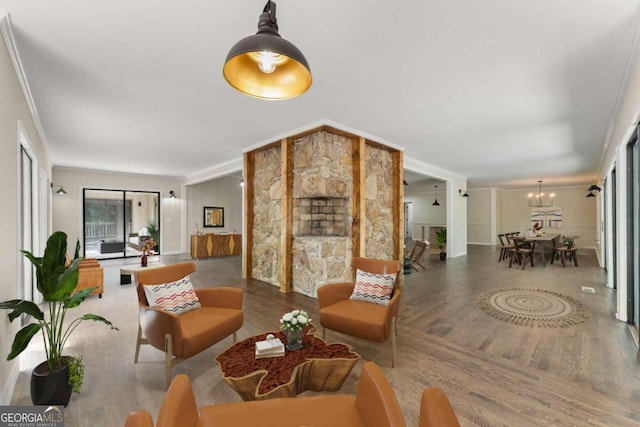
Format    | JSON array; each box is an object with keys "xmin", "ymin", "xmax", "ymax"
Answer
[{"xmin": 190, "ymin": 234, "xmax": 241, "ymax": 259}]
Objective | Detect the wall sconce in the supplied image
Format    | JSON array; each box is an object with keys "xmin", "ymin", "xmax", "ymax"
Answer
[
  {"xmin": 586, "ymin": 180, "xmax": 605, "ymax": 198},
  {"xmin": 458, "ymin": 189, "xmax": 469, "ymax": 198},
  {"xmin": 169, "ymin": 190, "xmax": 176, "ymax": 199},
  {"xmin": 586, "ymin": 184, "xmax": 601, "ymax": 198},
  {"xmin": 432, "ymin": 185, "xmax": 440, "ymax": 206},
  {"xmin": 240, "ymin": 179, "xmax": 245, "ymax": 187},
  {"xmin": 223, "ymin": 0, "xmax": 312, "ymax": 100},
  {"xmin": 51, "ymin": 183, "xmax": 67, "ymax": 195}
]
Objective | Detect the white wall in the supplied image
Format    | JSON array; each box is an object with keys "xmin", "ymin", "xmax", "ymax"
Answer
[
  {"xmin": 0, "ymin": 16, "xmax": 50, "ymax": 404},
  {"xmin": 186, "ymin": 176, "xmax": 243, "ymax": 236},
  {"xmin": 467, "ymin": 188, "xmax": 493, "ymax": 245},
  {"xmin": 52, "ymin": 168, "xmax": 184, "ymax": 254},
  {"xmin": 596, "ymin": 29, "xmax": 640, "ymax": 321}
]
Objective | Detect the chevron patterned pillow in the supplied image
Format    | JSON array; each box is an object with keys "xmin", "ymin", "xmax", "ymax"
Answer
[
  {"xmin": 350, "ymin": 269, "xmax": 397, "ymax": 305},
  {"xmin": 143, "ymin": 275, "xmax": 201, "ymax": 315}
]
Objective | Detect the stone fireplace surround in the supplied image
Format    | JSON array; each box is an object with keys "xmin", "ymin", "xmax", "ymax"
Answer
[
  {"xmin": 243, "ymin": 125, "xmax": 403, "ymax": 296},
  {"xmin": 293, "ymin": 196, "xmax": 348, "ymax": 237}
]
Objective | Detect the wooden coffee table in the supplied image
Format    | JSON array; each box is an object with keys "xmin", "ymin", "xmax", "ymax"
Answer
[{"xmin": 215, "ymin": 328, "xmax": 360, "ymax": 401}]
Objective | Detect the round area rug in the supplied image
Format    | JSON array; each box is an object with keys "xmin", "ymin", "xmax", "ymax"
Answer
[{"xmin": 476, "ymin": 288, "xmax": 588, "ymax": 328}]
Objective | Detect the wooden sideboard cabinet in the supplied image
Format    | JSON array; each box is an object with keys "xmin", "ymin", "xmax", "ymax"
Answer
[{"xmin": 191, "ymin": 234, "xmax": 242, "ymax": 259}]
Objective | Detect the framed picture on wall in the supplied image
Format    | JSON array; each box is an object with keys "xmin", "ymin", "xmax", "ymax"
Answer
[
  {"xmin": 531, "ymin": 207, "xmax": 562, "ymax": 228},
  {"xmin": 203, "ymin": 206, "xmax": 224, "ymax": 227}
]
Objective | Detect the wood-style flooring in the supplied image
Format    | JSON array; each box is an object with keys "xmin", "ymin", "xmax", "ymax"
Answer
[{"xmin": 9, "ymin": 244, "xmax": 640, "ymax": 426}]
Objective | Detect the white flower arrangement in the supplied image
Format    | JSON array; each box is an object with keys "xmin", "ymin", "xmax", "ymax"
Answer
[{"xmin": 279, "ymin": 309, "xmax": 311, "ymax": 332}]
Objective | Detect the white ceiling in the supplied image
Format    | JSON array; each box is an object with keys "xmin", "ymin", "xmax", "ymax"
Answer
[{"xmin": 1, "ymin": 0, "xmax": 639, "ymax": 188}]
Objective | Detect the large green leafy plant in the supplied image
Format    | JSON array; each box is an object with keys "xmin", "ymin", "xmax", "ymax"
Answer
[
  {"xmin": 436, "ymin": 228, "xmax": 447, "ymax": 251},
  {"xmin": 0, "ymin": 231, "xmax": 117, "ymax": 373},
  {"xmin": 147, "ymin": 220, "xmax": 160, "ymax": 246}
]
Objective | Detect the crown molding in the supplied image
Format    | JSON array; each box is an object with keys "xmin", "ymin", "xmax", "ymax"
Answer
[{"xmin": 0, "ymin": 11, "xmax": 48, "ymax": 152}]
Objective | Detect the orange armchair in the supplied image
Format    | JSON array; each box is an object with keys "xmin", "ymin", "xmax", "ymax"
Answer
[
  {"xmin": 134, "ymin": 262, "xmax": 244, "ymax": 388},
  {"xmin": 318, "ymin": 257, "xmax": 401, "ymax": 367},
  {"xmin": 125, "ymin": 362, "xmax": 407, "ymax": 427},
  {"xmin": 124, "ymin": 361, "xmax": 463, "ymax": 427},
  {"xmin": 419, "ymin": 387, "xmax": 461, "ymax": 427}
]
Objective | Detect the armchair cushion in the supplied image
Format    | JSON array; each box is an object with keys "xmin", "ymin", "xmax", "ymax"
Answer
[
  {"xmin": 320, "ymin": 299, "xmax": 390, "ymax": 343},
  {"xmin": 177, "ymin": 307, "xmax": 243, "ymax": 357},
  {"xmin": 143, "ymin": 275, "xmax": 201, "ymax": 315},
  {"xmin": 350, "ymin": 269, "xmax": 397, "ymax": 305}
]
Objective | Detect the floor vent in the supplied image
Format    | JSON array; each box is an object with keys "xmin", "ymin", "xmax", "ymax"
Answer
[{"xmin": 581, "ymin": 286, "xmax": 595, "ymax": 294}]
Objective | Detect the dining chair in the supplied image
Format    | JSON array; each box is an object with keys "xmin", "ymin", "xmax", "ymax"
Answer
[
  {"xmin": 508, "ymin": 236, "xmax": 534, "ymax": 270},
  {"xmin": 409, "ymin": 240, "xmax": 428, "ymax": 270},
  {"xmin": 497, "ymin": 234, "xmax": 512, "ymax": 262},
  {"xmin": 551, "ymin": 239, "xmax": 578, "ymax": 267}
]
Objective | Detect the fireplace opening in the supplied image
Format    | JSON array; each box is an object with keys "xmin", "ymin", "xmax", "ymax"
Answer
[{"xmin": 293, "ymin": 197, "xmax": 349, "ymax": 237}]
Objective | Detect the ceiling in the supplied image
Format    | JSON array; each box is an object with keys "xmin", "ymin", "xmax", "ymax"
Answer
[{"xmin": 1, "ymin": 1, "xmax": 639, "ymax": 189}]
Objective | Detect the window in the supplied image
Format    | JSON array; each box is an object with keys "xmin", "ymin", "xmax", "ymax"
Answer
[{"xmin": 83, "ymin": 189, "xmax": 160, "ymax": 259}]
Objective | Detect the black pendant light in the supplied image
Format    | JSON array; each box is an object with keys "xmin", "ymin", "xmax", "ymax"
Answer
[
  {"xmin": 432, "ymin": 185, "xmax": 440, "ymax": 206},
  {"xmin": 223, "ymin": 1, "xmax": 312, "ymax": 100}
]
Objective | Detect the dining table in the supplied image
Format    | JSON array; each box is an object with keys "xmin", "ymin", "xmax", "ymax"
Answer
[{"xmin": 523, "ymin": 233, "xmax": 560, "ymax": 266}]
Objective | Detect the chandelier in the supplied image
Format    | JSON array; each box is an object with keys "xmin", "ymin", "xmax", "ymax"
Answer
[{"xmin": 528, "ymin": 180, "xmax": 555, "ymax": 207}]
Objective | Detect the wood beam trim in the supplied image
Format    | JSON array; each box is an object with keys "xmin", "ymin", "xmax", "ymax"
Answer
[
  {"xmin": 353, "ymin": 137, "xmax": 367, "ymax": 257},
  {"xmin": 392, "ymin": 150, "xmax": 404, "ymax": 262},
  {"xmin": 280, "ymin": 138, "xmax": 294, "ymax": 293},
  {"xmin": 242, "ymin": 152, "xmax": 254, "ymax": 279}
]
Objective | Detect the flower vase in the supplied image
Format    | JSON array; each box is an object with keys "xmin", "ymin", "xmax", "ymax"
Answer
[
  {"xmin": 141, "ymin": 254, "xmax": 147, "ymax": 267},
  {"xmin": 285, "ymin": 329, "xmax": 303, "ymax": 351}
]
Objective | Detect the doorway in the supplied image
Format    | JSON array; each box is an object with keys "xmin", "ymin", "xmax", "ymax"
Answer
[
  {"xmin": 404, "ymin": 202, "xmax": 413, "ymax": 240},
  {"xmin": 627, "ymin": 131, "xmax": 639, "ymax": 338}
]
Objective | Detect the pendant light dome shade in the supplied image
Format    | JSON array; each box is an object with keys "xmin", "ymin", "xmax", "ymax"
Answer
[{"xmin": 223, "ymin": 1, "xmax": 312, "ymax": 100}]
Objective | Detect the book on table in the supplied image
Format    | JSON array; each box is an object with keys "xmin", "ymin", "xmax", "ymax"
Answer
[{"xmin": 255, "ymin": 336, "xmax": 285, "ymax": 359}]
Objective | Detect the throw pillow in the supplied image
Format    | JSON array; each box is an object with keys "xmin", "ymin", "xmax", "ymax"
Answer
[
  {"xmin": 143, "ymin": 275, "xmax": 201, "ymax": 315},
  {"xmin": 350, "ymin": 269, "xmax": 397, "ymax": 305}
]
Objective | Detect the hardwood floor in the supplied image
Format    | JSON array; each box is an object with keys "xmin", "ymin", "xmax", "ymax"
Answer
[{"xmin": 10, "ymin": 245, "xmax": 640, "ymax": 426}]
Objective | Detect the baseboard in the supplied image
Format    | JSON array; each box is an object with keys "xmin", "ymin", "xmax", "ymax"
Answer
[{"xmin": 161, "ymin": 250, "xmax": 183, "ymax": 255}]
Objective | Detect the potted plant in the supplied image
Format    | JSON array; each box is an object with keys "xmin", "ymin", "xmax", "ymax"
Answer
[
  {"xmin": 147, "ymin": 220, "xmax": 160, "ymax": 251},
  {"xmin": 436, "ymin": 228, "xmax": 447, "ymax": 261},
  {"xmin": 0, "ymin": 231, "xmax": 118, "ymax": 406}
]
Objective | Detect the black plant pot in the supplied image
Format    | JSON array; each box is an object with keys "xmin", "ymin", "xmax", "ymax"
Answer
[
  {"xmin": 31, "ymin": 359, "xmax": 72, "ymax": 406},
  {"xmin": 439, "ymin": 252, "xmax": 447, "ymax": 261}
]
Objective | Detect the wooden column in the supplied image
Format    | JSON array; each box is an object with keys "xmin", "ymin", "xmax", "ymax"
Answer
[
  {"xmin": 352, "ymin": 137, "xmax": 366, "ymax": 257},
  {"xmin": 280, "ymin": 138, "xmax": 294, "ymax": 292},
  {"xmin": 393, "ymin": 150, "xmax": 404, "ymax": 261},
  {"xmin": 242, "ymin": 152, "xmax": 254, "ymax": 279}
]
